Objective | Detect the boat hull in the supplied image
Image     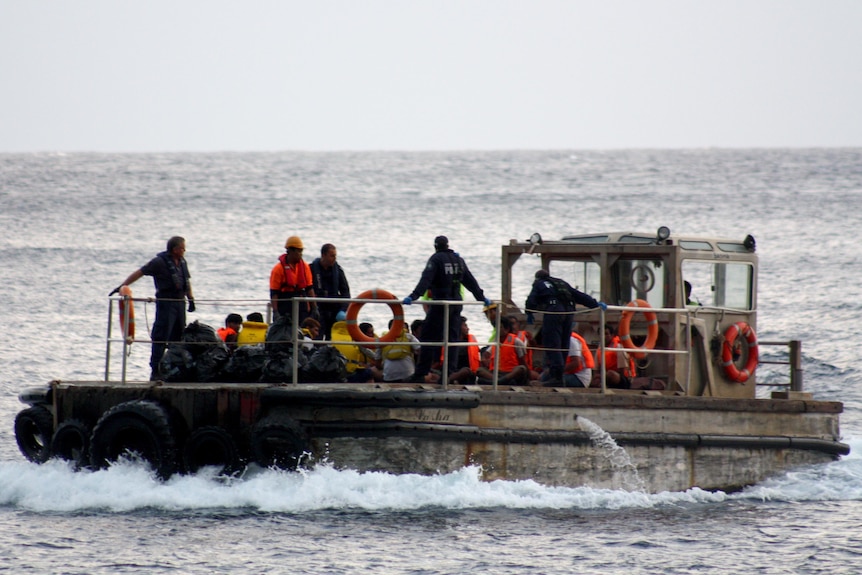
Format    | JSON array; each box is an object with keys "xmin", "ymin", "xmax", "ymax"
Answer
[{"xmin": 21, "ymin": 381, "xmax": 846, "ymax": 493}]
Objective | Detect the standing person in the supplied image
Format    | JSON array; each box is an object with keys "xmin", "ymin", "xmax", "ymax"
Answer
[
  {"xmin": 525, "ymin": 269, "xmax": 606, "ymax": 386},
  {"xmin": 402, "ymin": 235, "xmax": 491, "ymax": 382},
  {"xmin": 109, "ymin": 236, "xmax": 194, "ymax": 380},
  {"xmin": 269, "ymin": 235, "xmax": 317, "ymax": 325},
  {"xmin": 310, "ymin": 243, "xmax": 351, "ymax": 339}
]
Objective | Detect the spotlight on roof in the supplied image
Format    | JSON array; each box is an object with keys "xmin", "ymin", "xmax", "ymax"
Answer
[
  {"xmin": 528, "ymin": 232, "xmax": 543, "ymax": 254},
  {"xmin": 656, "ymin": 226, "xmax": 671, "ymax": 243},
  {"xmin": 744, "ymin": 234, "xmax": 756, "ymax": 252}
]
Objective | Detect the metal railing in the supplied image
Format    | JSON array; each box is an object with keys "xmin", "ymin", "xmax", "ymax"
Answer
[
  {"xmin": 106, "ymin": 295, "xmax": 801, "ymax": 393},
  {"xmin": 106, "ymin": 294, "xmax": 501, "ymax": 387}
]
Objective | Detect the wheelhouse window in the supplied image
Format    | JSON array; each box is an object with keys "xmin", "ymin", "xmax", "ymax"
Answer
[
  {"xmin": 548, "ymin": 259, "xmax": 601, "ymax": 301},
  {"xmin": 610, "ymin": 258, "xmax": 666, "ymax": 308},
  {"xmin": 682, "ymin": 260, "xmax": 753, "ymax": 310}
]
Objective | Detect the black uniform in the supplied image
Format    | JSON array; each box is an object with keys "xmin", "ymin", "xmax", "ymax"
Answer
[
  {"xmin": 310, "ymin": 258, "xmax": 351, "ymax": 339},
  {"xmin": 141, "ymin": 251, "xmax": 192, "ymax": 375},
  {"xmin": 525, "ymin": 273, "xmax": 599, "ymax": 383},
  {"xmin": 408, "ymin": 246, "xmax": 485, "ymax": 379}
]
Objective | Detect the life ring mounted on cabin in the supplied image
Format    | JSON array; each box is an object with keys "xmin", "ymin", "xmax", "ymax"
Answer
[
  {"xmin": 618, "ymin": 299, "xmax": 659, "ymax": 360},
  {"xmin": 117, "ymin": 285, "xmax": 135, "ymax": 343},
  {"xmin": 721, "ymin": 322, "xmax": 758, "ymax": 383},
  {"xmin": 345, "ymin": 289, "xmax": 404, "ymax": 343}
]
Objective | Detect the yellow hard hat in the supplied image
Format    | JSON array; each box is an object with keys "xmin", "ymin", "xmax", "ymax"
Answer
[{"xmin": 285, "ymin": 235, "xmax": 304, "ymax": 250}]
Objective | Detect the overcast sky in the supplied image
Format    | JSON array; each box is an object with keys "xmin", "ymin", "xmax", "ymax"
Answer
[{"xmin": 1, "ymin": 1, "xmax": 860, "ymax": 152}]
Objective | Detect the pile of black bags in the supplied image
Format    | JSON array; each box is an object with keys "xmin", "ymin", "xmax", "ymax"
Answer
[{"xmin": 159, "ymin": 318, "xmax": 347, "ymax": 383}]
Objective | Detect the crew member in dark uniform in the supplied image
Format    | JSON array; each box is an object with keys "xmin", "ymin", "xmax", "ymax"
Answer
[
  {"xmin": 310, "ymin": 243, "xmax": 351, "ymax": 339},
  {"xmin": 403, "ymin": 235, "xmax": 491, "ymax": 382},
  {"xmin": 110, "ymin": 236, "xmax": 194, "ymax": 380},
  {"xmin": 525, "ymin": 269, "xmax": 606, "ymax": 386}
]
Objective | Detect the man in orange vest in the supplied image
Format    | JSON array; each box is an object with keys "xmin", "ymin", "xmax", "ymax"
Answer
[{"xmin": 270, "ymin": 235, "xmax": 318, "ymax": 324}]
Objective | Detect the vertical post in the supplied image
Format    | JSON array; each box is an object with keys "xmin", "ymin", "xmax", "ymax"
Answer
[
  {"xmin": 121, "ymin": 293, "xmax": 130, "ymax": 383},
  {"xmin": 492, "ymin": 305, "xmax": 501, "ymax": 389},
  {"xmin": 599, "ymin": 306, "xmax": 606, "ymax": 394},
  {"xmin": 685, "ymin": 309, "xmax": 692, "ymax": 394},
  {"xmin": 105, "ymin": 298, "xmax": 113, "ymax": 381},
  {"xmin": 441, "ymin": 301, "xmax": 450, "ymax": 389},
  {"xmin": 790, "ymin": 340, "xmax": 803, "ymax": 392},
  {"xmin": 292, "ymin": 297, "xmax": 300, "ymax": 385}
]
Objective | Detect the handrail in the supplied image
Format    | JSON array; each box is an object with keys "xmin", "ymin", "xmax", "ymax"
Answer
[
  {"xmin": 105, "ymin": 295, "xmax": 799, "ymax": 394},
  {"xmin": 106, "ymin": 294, "xmax": 500, "ymax": 387}
]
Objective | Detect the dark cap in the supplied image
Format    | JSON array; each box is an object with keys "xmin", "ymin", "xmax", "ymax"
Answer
[
  {"xmin": 535, "ymin": 269, "xmax": 550, "ymax": 279},
  {"xmin": 434, "ymin": 235, "xmax": 449, "ymax": 250},
  {"xmin": 226, "ymin": 313, "xmax": 243, "ymax": 325}
]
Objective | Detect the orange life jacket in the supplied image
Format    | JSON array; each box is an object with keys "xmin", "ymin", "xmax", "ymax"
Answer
[
  {"xmin": 597, "ymin": 335, "xmax": 636, "ymax": 377},
  {"xmin": 440, "ymin": 333, "xmax": 480, "ymax": 372},
  {"xmin": 489, "ymin": 333, "xmax": 522, "ymax": 373},
  {"xmin": 565, "ymin": 332, "xmax": 595, "ymax": 374},
  {"xmin": 217, "ymin": 327, "xmax": 238, "ymax": 342}
]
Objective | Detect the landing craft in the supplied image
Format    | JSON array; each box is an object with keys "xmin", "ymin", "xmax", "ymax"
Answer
[{"xmin": 14, "ymin": 227, "xmax": 848, "ymax": 492}]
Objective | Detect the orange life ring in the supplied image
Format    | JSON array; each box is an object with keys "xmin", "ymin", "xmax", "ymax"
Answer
[
  {"xmin": 618, "ymin": 299, "xmax": 659, "ymax": 360},
  {"xmin": 117, "ymin": 285, "xmax": 135, "ymax": 342},
  {"xmin": 721, "ymin": 322, "xmax": 758, "ymax": 383},
  {"xmin": 345, "ymin": 289, "xmax": 404, "ymax": 343}
]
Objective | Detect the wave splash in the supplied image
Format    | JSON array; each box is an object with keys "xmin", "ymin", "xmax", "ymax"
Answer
[{"xmin": 0, "ymin": 438, "xmax": 858, "ymax": 514}]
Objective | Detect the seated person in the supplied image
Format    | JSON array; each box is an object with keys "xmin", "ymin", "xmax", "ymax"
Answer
[
  {"xmin": 476, "ymin": 316, "xmax": 529, "ymax": 385},
  {"xmin": 590, "ymin": 324, "xmax": 665, "ymax": 390},
  {"xmin": 382, "ymin": 319, "xmax": 420, "ymax": 383},
  {"xmin": 217, "ymin": 313, "xmax": 243, "ymax": 350},
  {"xmin": 562, "ymin": 329, "xmax": 594, "ymax": 388},
  {"xmin": 446, "ymin": 317, "xmax": 481, "ymax": 385},
  {"xmin": 346, "ymin": 322, "xmax": 383, "ymax": 382},
  {"xmin": 300, "ymin": 317, "xmax": 321, "ymax": 351},
  {"xmin": 237, "ymin": 312, "xmax": 268, "ymax": 347},
  {"xmin": 508, "ymin": 314, "xmax": 540, "ymax": 381}
]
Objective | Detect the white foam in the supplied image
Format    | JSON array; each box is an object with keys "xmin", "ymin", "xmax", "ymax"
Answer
[{"xmin": 1, "ymin": 437, "xmax": 856, "ymax": 514}]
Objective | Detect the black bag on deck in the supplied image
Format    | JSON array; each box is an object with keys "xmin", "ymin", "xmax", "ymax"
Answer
[
  {"xmin": 221, "ymin": 344, "xmax": 268, "ymax": 382},
  {"xmin": 159, "ymin": 346, "xmax": 195, "ymax": 382},
  {"xmin": 195, "ymin": 346, "xmax": 231, "ymax": 382},
  {"xmin": 260, "ymin": 351, "xmax": 308, "ymax": 384},
  {"xmin": 181, "ymin": 321, "xmax": 225, "ymax": 359},
  {"xmin": 301, "ymin": 345, "xmax": 348, "ymax": 383},
  {"xmin": 265, "ymin": 315, "xmax": 296, "ymax": 354}
]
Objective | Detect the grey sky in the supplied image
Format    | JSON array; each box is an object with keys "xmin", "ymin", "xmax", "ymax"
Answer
[{"xmin": 1, "ymin": 0, "xmax": 860, "ymax": 152}]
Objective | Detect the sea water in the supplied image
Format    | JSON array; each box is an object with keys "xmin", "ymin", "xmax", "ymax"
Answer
[{"xmin": 1, "ymin": 149, "xmax": 861, "ymax": 574}]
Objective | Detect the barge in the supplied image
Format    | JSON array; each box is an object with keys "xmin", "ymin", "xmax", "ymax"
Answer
[{"xmin": 14, "ymin": 228, "xmax": 848, "ymax": 492}]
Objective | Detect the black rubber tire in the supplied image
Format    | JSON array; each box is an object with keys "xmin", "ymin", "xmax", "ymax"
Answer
[
  {"xmin": 51, "ymin": 419, "xmax": 91, "ymax": 469},
  {"xmin": 183, "ymin": 425, "xmax": 244, "ymax": 476},
  {"xmin": 250, "ymin": 412, "xmax": 309, "ymax": 470},
  {"xmin": 15, "ymin": 405, "xmax": 54, "ymax": 463},
  {"xmin": 89, "ymin": 400, "xmax": 177, "ymax": 479}
]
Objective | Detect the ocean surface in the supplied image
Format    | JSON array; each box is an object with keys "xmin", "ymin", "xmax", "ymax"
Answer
[{"xmin": 1, "ymin": 149, "xmax": 861, "ymax": 574}]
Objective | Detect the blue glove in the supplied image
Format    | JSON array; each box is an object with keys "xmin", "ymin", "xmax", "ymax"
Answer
[
  {"xmin": 484, "ymin": 298, "xmax": 492, "ymax": 307},
  {"xmin": 187, "ymin": 300, "xmax": 196, "ymax": 313},
  {"xmin": 402, "ymin": 297, "xmax": 413, "ymax": 305},
  {"xmin": 335, "ymin": 310, "xmax": 346, "ymax": 322},
  {"xmin": 597, "ymin": 302, "xmax": 607, "ymax": 311},
  {"xmin": 526, "ymin": 312, "xmax": 534, "ymax": 325}
]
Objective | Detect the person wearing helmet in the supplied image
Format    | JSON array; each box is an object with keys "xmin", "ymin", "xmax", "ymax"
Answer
[
  {"xmin": 269, "ymin": 235, "xmax": 317, "ymax": 324},
  {"xmin": 403, "ymin": 235, "xmax": 492, "ymax": 383}
]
